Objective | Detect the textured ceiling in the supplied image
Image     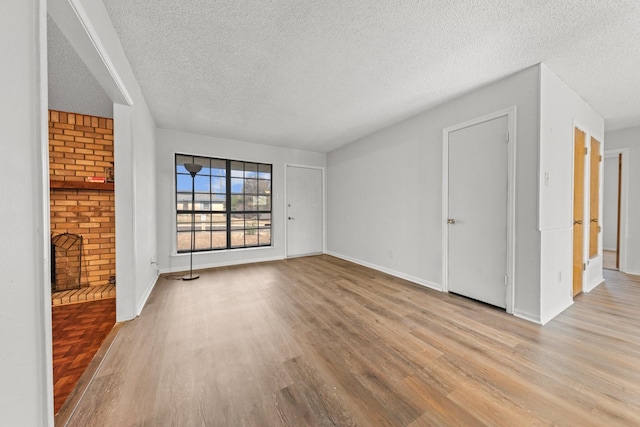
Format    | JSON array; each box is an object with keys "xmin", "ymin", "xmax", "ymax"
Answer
[
  {"xmin": 48, "ymin": 16, "xmax": 113, "ymax": 119},
  {"xmin": 97, "ymin": 0, "xmax": 640, "ymax": 152}
]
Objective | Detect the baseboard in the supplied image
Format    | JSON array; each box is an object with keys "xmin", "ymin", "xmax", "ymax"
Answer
[
  {"xmin": 136, "ymin": 273, "xmax": 159, "ymax": 317},
  {"xmin": 326, "ymin": 251, "xmax": 442, "ymax": 292},
  {"xmin": 513, "ymin": 308, "xmax": 542, "ymax": 325},
  {"xmin": 158, "ymin": 255, "xmax": 285, "ymax": 275},
  {"xmin": 539, "ymin": 299, "xmax": 573, "ymax": 325},
  {"xmin": 584, "ymin": 277, "xmax": 604, "ymax": 293}
]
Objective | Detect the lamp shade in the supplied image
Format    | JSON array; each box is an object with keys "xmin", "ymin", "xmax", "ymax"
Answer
[{"xmin": 184, "ymin": 163, "xmax": 203, "ymax": 176}]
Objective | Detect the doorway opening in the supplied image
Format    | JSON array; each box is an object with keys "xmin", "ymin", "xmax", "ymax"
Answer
[{"xmin": 603, "ymin": 150, "xmax": 626, "ymax": 271}]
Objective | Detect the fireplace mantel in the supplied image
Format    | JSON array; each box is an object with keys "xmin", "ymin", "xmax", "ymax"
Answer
[{"xmin": 50, "ymin": 179, "xmax": 114, "ymax": 191}]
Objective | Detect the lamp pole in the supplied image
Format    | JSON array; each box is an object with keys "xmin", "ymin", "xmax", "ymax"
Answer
[{"xmin": 183, "ymin": 163, "xmax": 202, "ymax": 281}]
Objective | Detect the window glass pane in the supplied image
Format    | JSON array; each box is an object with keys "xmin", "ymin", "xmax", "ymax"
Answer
[
  {"xmin": 193, "ymin": 157, "xmax": 210, "ymax": 175},
  {"xmin": 245, "ymin": 195, "xmax": 258, "ymax": 211},
  {"xmin": 176, "ymin": 155, "xmax": 193, "ymax": 173},
  {"xmin": 258, "ymin": 180, "xmax": 271, "ymax": 195},
  {"xmin": 212, "ymin": 231, "xmax": 226, "ymax": 249},
  {"xmin": 212, "ymin": 214, "xmax": 226, "ymax": 231},
  {"xmin": 231, "ymin": 178, "xmax": 244, "ymax": 194},
  {"xmin": 245, "ymin": 163, "xmax": 258, "ymax": 178},
  {"xmin": 176, "ymin": 193, "xmax": 192, "ymax": 211},
  {"xmin": 176, "ymin": 174, "xmax": 192, "ymax": 192},
  {"xmin": 211, "ymin": 159, "xmax": 226, "ymax": 176},
  {"xmin": 230, "ymin": 214, "xmax": 244, "ymax": 230},
  {"xmin": 244, "ymin": 179, "xmax": 258, "ymax": 194},
  {"xmin": 212, "ymin": 194, "xmax": 226, "ymax": 211},
  {"xmin": 194, "ymin": 193, "xmax": 210, "ymax": 211},
  {"xmin": 258, "ymin": 213, "xmax": 271, "ymax": 228},
  {"xmin": 258, "ymin": 164, "xmax": 271, "ymax": 179},
  {"xmin": 194, "ymin": 213, "xmax": 211, "ymax": 230},
  {"xmin": 194, "ymin": 231, "xmax": 211, "ymax": 250},
  {"xmin": 211, "ymin": 176, "xmax": 226, "ymax": 193},
  {"xmin": 230, "ymin": 230, "xmax": 245, "ymax": 247},
  {"xmin": 257, "ymin": 196, "xmax": 271, "ymax": 211},
  {"xmin": 259, "ymin": 229, "xmax": 271, "ymax": 246},
  {"xmin": 177, "ymin": 231, "xmax": 192, "ymax": 252},
  {"xmin": 231, "ymin": 161, "xmax": 244, "ymax": 177},
  {"xmin": 194, "ymin": 175, "xmax": 210, "ymax": 193},
  {"xmin": 177, "ymin": 214, "xmax": 192, "ymax": 231},
  {"xmin": 231, "ymin": 195, "xmax": 244, "ymax": 211}
]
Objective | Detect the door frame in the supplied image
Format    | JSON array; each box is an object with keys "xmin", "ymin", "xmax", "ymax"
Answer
[
  {"xmin": 442, "ymin": 107, "xmax": 516, "ymax": 313},
  {"xmin": 572, "ymin": 124, "xmax": 587, "ymax": 295},
  {"xmin": 604, "ymin": 148, "xmax": 630, "ymax": 272},
  {"xmin": 284, "ymin": 164, "xmax": 326, "ymax": 258}
]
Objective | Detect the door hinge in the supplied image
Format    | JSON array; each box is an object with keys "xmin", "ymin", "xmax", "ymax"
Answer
[
  {"xmin": 584, "ymin": 147, "xmax": 589, "ymax": 155},
  {"xmin": 506, "ymin": 131, "xmax": 509, "ymax": 143},
  {"xmin": 583, "ymin": 262, "xmax": 587, "ymax": 271},
  {"xmin": 598, "ymin": 225, "xmax": 602, "ymax": 233},
  {"xmin": 504, "ymin": 275, "xmax": 508, "ymax": 286}
]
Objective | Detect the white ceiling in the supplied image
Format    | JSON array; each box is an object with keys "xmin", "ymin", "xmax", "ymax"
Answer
[{"xmin": 95, "ymin": 0, "xmax": 639, "ymax": 152}]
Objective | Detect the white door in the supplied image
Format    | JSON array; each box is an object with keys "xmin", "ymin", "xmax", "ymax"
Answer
[
  {"xmin": 286, "ymin": 166, "xmax": 323, "ymax": 257},
  {"xmin": 447, "ymin": 115, "xmax": 508, "ymax": 308}
]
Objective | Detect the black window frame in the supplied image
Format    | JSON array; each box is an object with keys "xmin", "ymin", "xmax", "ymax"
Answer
[{"xmin": 175, "ymin": 154, "xmax": 272, "ymax": 253}]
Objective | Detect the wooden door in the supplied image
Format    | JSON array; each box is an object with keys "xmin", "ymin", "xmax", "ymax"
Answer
[
  {"xmin": 286, "ymin": 166, "xmax": 323, "ymax": 257},
  {"xmin": 589, "ymin": 137, "xmax": 601, "ymax": 259},
  {"xmin": 447, "ymin": 115, "xmax": 508, "ymax": 308},
  {"xmin": 573, "ymin": 128, "xmax": 586, "ymax": 296}
]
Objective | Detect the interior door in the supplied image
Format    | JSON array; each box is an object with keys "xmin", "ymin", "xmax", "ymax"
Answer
[
  {"xmin": 447, "ymin": 115, "xmax": 508, "ymax": 309},
  {"xmin": 573, "ymin": 128, "xmax": 586, "ymax": 296},
  {"xmin": 286, "ymin": 166, "xmax": 323, "ymax": 257}
]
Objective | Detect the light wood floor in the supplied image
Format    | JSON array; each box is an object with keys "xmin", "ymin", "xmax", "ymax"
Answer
[{"xmin": 64, "ymin": 255, "xmax": 640, "ymax": 426}]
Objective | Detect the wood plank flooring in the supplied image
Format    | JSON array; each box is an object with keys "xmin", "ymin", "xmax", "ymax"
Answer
[
  {"xmin": 64, "ymin": 255, "xmax": 640, "ymax": 426},
  {"xmin": 52, "ymin": 298, "xmax": 116, "ymax": 414}
]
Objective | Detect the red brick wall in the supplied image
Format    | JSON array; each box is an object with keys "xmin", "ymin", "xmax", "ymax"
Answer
[{"xmin": 49, "ymin": 110, "xmax": 115, "ymax": 289}]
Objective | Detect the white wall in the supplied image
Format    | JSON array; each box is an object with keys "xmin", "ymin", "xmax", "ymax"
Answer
[
  {"xmin": 538, "ymin": 64, "xmax": 604, "ymax": 322},
  {"xmin": 605, "ymin": 126, "xmax": 640, "ymax": 274},
  {"xmin": 156, "ymin": 128, "xmax": 326, "ymax": 272},
  {"xmin": 49, "ymin": 0, "xmax": 159, "ymax": 321},
  {"xmin": 0, "ymin": 1, "xmax": 53, "ymax": 425},
  {"xmin": 602, "ymin": 155, "xmax": 619, "ymax": 251},
  {"xmin": 327, "ymin": 66, "xmax": 542, "ymax": 319}
]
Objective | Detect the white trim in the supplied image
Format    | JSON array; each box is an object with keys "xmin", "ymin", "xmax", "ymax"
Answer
[
  {"xmin": 328, "ymin": 251, "xmax": 442, "ymax": 292},
  {"xmin": 136, "ymin": 275, "xmax": 159, "ymax": 316},
  {"xmin": 540, "ymin": 299, "xmax": 574, "ymax": 325},
  {"xmin": 284, "ymin": 164, "xmax": 327, "ymax": 258},
  {"xmin": 604, "ymin": 149, "xmax": 630, "ymax": 273},
  {"xmin": 513, "ymin": 309, "xmax": 542, "ymax": 325},
  {"xmin": 442, "ymin": 107, "xmax": 517, "ymax": 314},
  {"xmin": 39, "ymin": 0, "xmax": 55, "ymax": 423},
  {"xmin": 66, "ymin": 0, "xmax": 133, "ymax": 106}
]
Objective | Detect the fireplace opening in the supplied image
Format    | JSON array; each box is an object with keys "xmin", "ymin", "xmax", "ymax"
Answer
[{"xmin": 51, "ymin": 233, "xmax": 83, "ymax": 292}]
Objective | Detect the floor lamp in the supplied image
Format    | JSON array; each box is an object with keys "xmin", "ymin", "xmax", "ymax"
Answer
[{"xmin": 183, "ymin": 163, "xmax": 203, "ymax": 281}]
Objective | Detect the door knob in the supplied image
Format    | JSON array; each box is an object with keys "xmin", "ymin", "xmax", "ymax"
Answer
[
  {"xmin": 288, "ymin": 217, "xmax": 295, "ymax": 220},
  {"xmin": 447, "ymin": 218, "xmax": 456, "ymax": 224},
  {"xmin": 574, "ymin": 220, "xmax": 582, "ymax": 225}
]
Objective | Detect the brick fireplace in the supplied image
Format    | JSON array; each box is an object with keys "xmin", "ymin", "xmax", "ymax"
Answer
[{"xmin": 49, "ymin": 110, "xmax": 115, "ymax": 296}]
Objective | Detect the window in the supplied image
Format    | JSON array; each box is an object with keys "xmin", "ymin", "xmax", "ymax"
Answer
[{"xmin": 175, "ymin": 154, "xmax": 272, "ymax": 252}]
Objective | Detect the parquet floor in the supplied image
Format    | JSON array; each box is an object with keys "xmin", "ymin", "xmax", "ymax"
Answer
[
  {"xmin": 52, "ymin": 298, "xmax": 116, "ymax": 414},
  {"xmin": 65, "ymin": 255, "xmax": 640, "ymax": 426}
]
